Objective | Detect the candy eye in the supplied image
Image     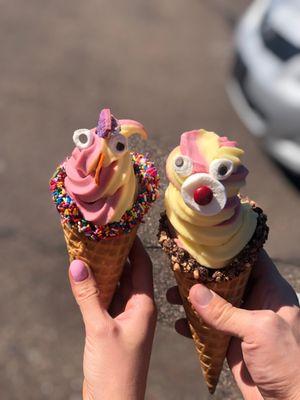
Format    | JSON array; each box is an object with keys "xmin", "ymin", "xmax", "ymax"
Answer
[
  {"xmin": 108, "ymin": 133, "xmax": 128, "ymax": 155},
  {"xmin": 209, "ymin": 158, "xmax": 234, "ymax": 180},
  {"xmin": 173, "ymin": 155, "xmax": 193, "ymax": 177},
  {"xmin": 73, "ymin": 129, "xmax": 94, "ymax": 150}
]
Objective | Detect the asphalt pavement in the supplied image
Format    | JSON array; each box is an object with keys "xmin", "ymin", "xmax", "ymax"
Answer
[{"xmin": 0, "ymin": 1, "xmax": 299, "ymax": 399}]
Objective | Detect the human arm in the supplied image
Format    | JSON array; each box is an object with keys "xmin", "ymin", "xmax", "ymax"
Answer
[{"xmin": 69, "ymin": 237, "xmax": 157, "ymax": 400}]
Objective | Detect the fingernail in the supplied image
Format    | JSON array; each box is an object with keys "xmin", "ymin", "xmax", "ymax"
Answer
[
  {"xmin": 70, "ymin": 260, "xmax": 89, "ymax": 282},
  {"xmin": 191, "ymin": 284, "xmax": 213, "ymax": 307}
]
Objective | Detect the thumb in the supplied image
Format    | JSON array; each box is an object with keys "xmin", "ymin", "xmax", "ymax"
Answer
[
  {"xmin": 189, "ymin": 284, "xmax": 255, "ymax": 340},
  {"xmin": 69, "ymin": 260, "xmax": 108, "ymax": 329}
]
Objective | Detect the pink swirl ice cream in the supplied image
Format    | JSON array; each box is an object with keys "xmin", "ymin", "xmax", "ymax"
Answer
[{"xmin": 64, "ymin": 109, "xmax": 147, "ymax": 226}]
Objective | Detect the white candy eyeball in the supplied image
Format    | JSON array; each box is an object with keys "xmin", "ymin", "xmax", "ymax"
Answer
[
  {"xmin": 108, "ymin": 133, "xmax": 128, "ymax": 155},
  {"xmin": 73, "ymin": 129, "xmax": 94, "ymax": 150},
  {"xmin": 209, "ymin": 158, "xmax": 234, "ymax": 181},
  {"xmin": 173, "ymin": 155, "xmax": 193, "ymax": 177}
]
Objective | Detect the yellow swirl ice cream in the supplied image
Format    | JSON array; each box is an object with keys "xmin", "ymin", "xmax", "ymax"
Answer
[{"xmin": 165, "ymin": 129, "xmax": 257, "ymax": 268}]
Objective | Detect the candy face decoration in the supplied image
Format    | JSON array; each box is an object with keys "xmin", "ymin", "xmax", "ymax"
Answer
[
  {"xmin": 166, "ymin": 130, "xmax": 248, "ymax": 216},
  {"xmin": 73, "ymin": 129, "xmax": 95, "ymax": 149},
  {"xmin": 64, "ymin": 109, "xmax": 147, "ymax": 226}
]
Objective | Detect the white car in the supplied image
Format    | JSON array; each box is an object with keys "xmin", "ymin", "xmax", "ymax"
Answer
[{"xmin": 228, "ymin": 0, "xmax": 300, "ymax": 174}]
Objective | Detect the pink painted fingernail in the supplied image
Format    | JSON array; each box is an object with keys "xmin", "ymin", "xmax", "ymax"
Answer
[
  {"xmin": 70, "ymin": 260, "xmax": 88, "ymax": 282},
  {"xmin": 191, "ymin": 284, "xmax": 213, "ymax": 307}
]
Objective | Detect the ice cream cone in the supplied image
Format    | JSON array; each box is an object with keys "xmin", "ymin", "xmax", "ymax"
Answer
[
  {"xmin": 62, "ymin": 222, "xmax": 138, "ymax": 308},
  {"xmin": 174, "ymin": 265, "xmax": 251, "ymax": 394},
  {"xmin": 50, "ymin": 109, "xmax": 159, "ymax": 311},
  {"xmin": 158, "ymin": 205, "xmax": 268, "ymax": 394},
  {"xmin": 159, "ymin": 128, "xmax": 269, "ymax": 393}
]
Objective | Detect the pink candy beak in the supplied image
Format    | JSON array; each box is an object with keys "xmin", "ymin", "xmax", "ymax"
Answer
[{"xmin": 94, "ymin": 153, "xmax": 105, "ymax": 185}]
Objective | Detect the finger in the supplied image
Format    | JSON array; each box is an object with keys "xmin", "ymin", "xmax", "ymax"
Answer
[
  {"xmin": 227, "ymin": 338, "xmax": 263, "ymax": 400},
  {"xmin": 253, "ymin": 251, "xmax": 299, "ymax": 307},
  {"xmin": 108, "ymin": 285, "xmax": 125, "ymax": 317},
  {"xmin": 227, "ymin": 338, "xmax": 254, "ymax": 386},
  {"xmin": 250, "ymin": 249, "xmax": 271, "ymax": 280},
  {"xmin": 69, "ymin": 260, "xmax": 108, "ymax": 329},
  {"xmin": 128, "ymin": 236, "xmax": 154, "ymax": 300},
  {"xmin": 109, "ymin": 263, "xmax": 132, "ymax": 317},
  {"xmin": 166, "ymin": 286, "xmax": 183, "ymax": 305},
  {"xmin": 118, "ymin": 261, "xmax": 133, "ymax": 301},
  {"xmin": 246, "ymin": 250, "xmax": 299, "ymax": 310},
  {"xmin": 120, "ymin": 237, "xmax": 156, "ymax": 327},
  {"xmin": 189, "ymin": 284, "xmax": 255, "ymax": 340},
  {"xmin": 175, "ymin": 318, "xmax": 192, "ymax": 338}
]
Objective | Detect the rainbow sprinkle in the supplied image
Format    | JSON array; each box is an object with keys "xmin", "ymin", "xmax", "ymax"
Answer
[{"xmin": 49, "ymin": 152, "xmax": 160, "ymax": 240}]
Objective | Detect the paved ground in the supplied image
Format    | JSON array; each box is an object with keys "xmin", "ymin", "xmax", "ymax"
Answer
[{"xmin": 0, "ymin": 0, "xmax": 299, "ymax": 399}]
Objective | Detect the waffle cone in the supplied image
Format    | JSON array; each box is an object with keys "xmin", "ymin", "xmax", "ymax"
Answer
[
  {"xmin": 174, "ymin": 266, "xmax": 251, "ymax": 394},
  {"xmin": 158, "ymin": 205, "xmax": 268, "ymax": 394},
  {"xmin": 62, "ymin": 222, "xmax": 138, "ymax": 308}
]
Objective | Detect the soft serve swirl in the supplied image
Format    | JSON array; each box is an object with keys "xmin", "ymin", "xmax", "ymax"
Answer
[
  {"xmin": 64, "ymin": 109, "xmax": 147, "ymax": 226},
  {"xmin": 165, "ymin": 129, "xmax": 257, "ymax": 268}
]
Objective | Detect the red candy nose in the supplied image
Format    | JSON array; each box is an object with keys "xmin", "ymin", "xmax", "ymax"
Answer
[{"xmin": 194, "ymin": 186, "xmax": 213, "ymax": 206}]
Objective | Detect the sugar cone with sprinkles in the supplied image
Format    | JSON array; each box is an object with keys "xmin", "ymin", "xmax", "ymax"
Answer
[{"xmin": 50, "ymin": 109, "xmax": 159, "ymax": 308}]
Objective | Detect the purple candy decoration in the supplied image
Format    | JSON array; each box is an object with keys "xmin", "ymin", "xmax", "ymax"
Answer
[{"xmin": 97, "ymin": 108, "xmax": 119, "ymax": 138}]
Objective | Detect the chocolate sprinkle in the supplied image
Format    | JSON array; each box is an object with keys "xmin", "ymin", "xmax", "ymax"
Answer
[{"xmin": 158, "ymin": 204, "xmax": 269, "ymax": 283}]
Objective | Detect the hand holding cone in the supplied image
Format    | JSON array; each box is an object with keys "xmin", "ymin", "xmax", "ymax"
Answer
[{"xmin": 174, "ymin": 267, "xmax": 252, "ymax": 393}]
